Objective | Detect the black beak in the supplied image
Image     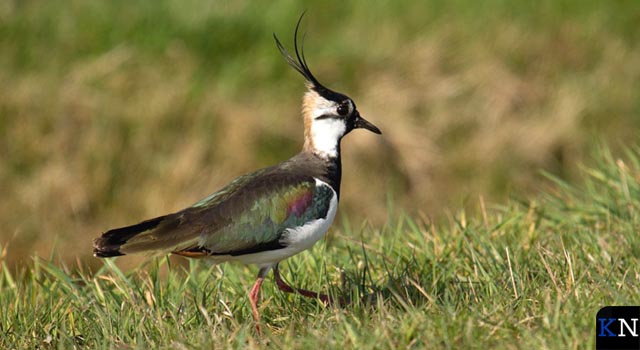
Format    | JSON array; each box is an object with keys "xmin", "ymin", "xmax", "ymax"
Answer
[{"xmin": 354, "ymin": 112, "xmax": 382, "ymax": 135}]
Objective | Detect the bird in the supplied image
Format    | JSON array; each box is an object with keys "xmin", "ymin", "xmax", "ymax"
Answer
[{"xmin": 93, "ymin": 15, "xmax": 381, "ymax": 334}]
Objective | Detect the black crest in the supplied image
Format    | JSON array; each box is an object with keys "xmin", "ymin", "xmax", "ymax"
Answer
[{"xmin": 273, "ymin": 13, "xmax": 348, "ymax": 103}]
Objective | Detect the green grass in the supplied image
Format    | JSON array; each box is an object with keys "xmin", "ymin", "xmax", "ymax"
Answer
[
  {"xmin": 2, "ymin": 0, "xmax": 640, "ymax": 264},
  {"xmin": 2, "ymin": 145, "xmax": 639, "ymax": 349}
]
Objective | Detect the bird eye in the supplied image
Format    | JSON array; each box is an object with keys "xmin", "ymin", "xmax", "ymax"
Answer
[{"xmin": 337, "ymin": 102, "xmax": 350, "ymax": 116}]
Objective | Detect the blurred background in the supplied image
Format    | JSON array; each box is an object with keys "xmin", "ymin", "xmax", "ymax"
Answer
[{"xmin": 1, "ymin": 1, "xmax": 638, "ymax": 267}]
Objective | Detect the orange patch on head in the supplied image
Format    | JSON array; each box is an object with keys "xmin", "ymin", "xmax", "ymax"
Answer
[{"xmin": 302, "ymin": 89, "xmax": 318, "ymax": 152}]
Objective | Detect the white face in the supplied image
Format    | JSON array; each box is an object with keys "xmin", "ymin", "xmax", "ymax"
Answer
[
  {"xmin": 307, "ymin": 95, "xmax": 353, "ymax": 159},
  {"xmin": 310, "ymin": 117, "xmax": 346, "ymax": 158}
]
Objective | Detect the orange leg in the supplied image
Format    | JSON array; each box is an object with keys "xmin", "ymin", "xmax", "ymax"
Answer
[
  {"xmin": 249, "ymin": 267, "xmax": 270, "ymax": 335},
  {"xmin": 273, "ymin": 264, "xmax": 331, "ymax": 304}
]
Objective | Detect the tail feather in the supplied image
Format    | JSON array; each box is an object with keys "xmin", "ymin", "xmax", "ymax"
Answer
[{"xmin": 93, "ymin": 215, "xmax": 168, "ymax": 258}]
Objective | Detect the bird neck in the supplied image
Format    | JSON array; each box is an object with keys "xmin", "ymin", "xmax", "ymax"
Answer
[
  {"xmin": 289, "ymin": 151, "xmax": 342, "ymax": 198},
  {"xmin": 322, "ymin": 152, "xmax": 342, "ymax": 197},
  {"xmin": 303, "ymin": 133, "xmax": 342, "ymax": 160}
]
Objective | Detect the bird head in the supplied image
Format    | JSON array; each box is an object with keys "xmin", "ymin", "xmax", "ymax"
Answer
[{"xmin": 274, "ymin": 15, "xmax": 381, "ymax": 159}]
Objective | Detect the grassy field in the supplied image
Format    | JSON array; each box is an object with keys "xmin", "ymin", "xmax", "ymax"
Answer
[
  {"xmin": 1, "ymin": 0, "xmax": 640, "ymax": 264},
  {"xmin": 2, "ymin": 145, "xmax": 639, "ymax": 349},
  {"xmin": 1, "ymin": 0, "xmax": 640, "ymax": 349}
]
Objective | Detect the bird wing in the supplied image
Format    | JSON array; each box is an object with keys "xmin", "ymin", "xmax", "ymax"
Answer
[{"xmin": 108, "ymin": 168, "xmax": 335, "ymax": 257}]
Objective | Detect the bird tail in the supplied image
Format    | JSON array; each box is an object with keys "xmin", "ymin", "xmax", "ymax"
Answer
[{"xmin": 93, "ymin": 215, "xmax": 171, "ymax": 257}]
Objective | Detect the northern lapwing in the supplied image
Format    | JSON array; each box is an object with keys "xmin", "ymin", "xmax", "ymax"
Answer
[{"xmin": 93, "ymin": 16, "xmax": 381, "ymax": 333}]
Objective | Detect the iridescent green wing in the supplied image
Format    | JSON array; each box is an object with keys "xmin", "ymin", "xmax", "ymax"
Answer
[
  {"xmin": 117, "ymin": 168, "xmax": 334, "ymax": 256},
  {"xmin": 193, "ymin": 172, "xmax": 334, "ymax": 255}
]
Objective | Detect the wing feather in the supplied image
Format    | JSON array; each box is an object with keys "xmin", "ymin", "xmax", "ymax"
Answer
[{"xmin": 113, "ymin": 168, "xmax": 333, "ymax": 257}]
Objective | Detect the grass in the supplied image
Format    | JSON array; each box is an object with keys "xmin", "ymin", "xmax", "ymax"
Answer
[
  {"xmin": 2, "ymin": 1, "xmax": 640, "ymax": 264},
  {"xmin": 1, "ymin": 145, "xmax": 639, "ymax": 349}
]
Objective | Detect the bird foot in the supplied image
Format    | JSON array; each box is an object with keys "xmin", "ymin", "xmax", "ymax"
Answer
[{"xmin": 273, "ymin": 264, "xmax": 348, "ymax": 306}]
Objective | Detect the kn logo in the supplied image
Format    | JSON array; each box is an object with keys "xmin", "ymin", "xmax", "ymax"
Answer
[{"xmin": 596, "ymin": 306, "xmax": 640, "ymax": 350}]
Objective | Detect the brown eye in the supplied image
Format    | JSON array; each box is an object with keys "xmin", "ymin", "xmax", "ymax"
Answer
[{"xmin": 337, "ymin": 102, "xmax": 350, "ymax": 116}]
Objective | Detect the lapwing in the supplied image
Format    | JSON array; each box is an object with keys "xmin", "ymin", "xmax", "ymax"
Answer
[{"xmin": 93, "ymin": 16, "xmax": 381, "ymax": 333}]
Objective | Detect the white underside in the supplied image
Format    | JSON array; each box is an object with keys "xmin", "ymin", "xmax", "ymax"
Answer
[{"xmin": 209, "ymin": 178, "xmax": 338, "ymax": 269}]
